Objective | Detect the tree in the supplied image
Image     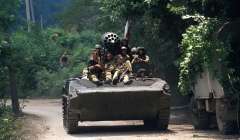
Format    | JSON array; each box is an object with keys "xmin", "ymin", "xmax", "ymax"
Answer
[
  {"xmin": 59, "ymin": 0, "xmax": 101, "ymax": 31},
  {"xmin": 0, "ymin": 0, "xmax": 21, "ymax": 116},
  {"xmin": 0, "ymin": 0, "xmax": 19, "ymax": 32}
]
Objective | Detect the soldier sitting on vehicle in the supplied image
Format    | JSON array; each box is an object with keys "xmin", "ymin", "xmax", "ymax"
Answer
[
  {"xmin": 131, "ymin": 47, "xmax": 138, "ymax": 63},
  {"xmin": 104, "ymin": 52, "xmax": 115, "ymax": 84},
  {"xmin": 121, "ymin": 46, "xmax": 131, "ymax": 61},
  {"xmin": 132, "ymin": 47, "xmax": 150, "ymax": 76},
  {"xmin": 121, "ymin": 46, "xmax": 133, "ymax": 74},
  {"xmin": 82, "ymin": 67, "xmax": 89, "ymax": 80},
  {"xmin": 112, "ymin": 55, "xmax": 133, "ymax": 85},
  {"xmin": 132, "ymin": 47, "xmax": 150, "ymax": 64},
  {"xmin": 137, "ymin": 47, "xmax": 150, "ymax": 63},
  {"xmin": 87, "ymin": 50, "xmax": 103, "ymax": 86},
  {"xmin": 95, "ymin": 44, "xmax": 102, "ymax": 63}
]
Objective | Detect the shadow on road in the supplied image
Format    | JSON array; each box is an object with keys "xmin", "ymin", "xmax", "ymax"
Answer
[{"xmin": 71, "ymin": 124, "xmax": 175, "ymax": 137}]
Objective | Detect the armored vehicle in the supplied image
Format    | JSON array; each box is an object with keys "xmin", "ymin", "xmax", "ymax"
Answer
[
  {"xmin": 189, "ymin": 20, "xmax": 240, "ymax": 135},
  {"xmin": 190, "ymin": 69, "xmax": 239, "ymax": 134},
  {"xmin": 62, "ymin": 78, "xmax": 170, "ymax": 134},
  {"xmin": 62, "ymin": 32, "xmax": 171, "ymax": 134}
]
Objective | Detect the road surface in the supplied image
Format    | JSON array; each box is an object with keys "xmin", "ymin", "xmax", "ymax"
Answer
[{"xmin": 21, "ymin": 99, "xmax": 239, "ymax": 140}]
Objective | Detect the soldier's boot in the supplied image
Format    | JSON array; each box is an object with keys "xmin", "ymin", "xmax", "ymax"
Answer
[
  {"xmin": 90, "ymin": 74, "xmax": 102, "ymax": 86},
  {"xmin": 105, "ymin": 71, "xmax": 112, "ymax": 84},
  {"xmin": 123, "ymin": 75, "xmax": 132, "ymax": 85},
  {"xmin": 112, "ymin": 71, "xmax": 120, "ymax": 85},
  {"xmin": 82, "ymin": 68, "xmax": 89, "ymax": 80}
]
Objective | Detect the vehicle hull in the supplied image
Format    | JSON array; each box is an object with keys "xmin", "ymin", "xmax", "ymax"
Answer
[{"xmin": 68, "ymin": 90, "xmax": 170, "ymax": 121}]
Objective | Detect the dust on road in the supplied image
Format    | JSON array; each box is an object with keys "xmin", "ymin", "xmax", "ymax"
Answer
[{"xmin": 22, "ymin": 99, "xmax": 239, "ymax": 140}]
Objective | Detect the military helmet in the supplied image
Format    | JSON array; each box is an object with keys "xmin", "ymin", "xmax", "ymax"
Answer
[
  {"xmin": 95, "ymin": 44, "xmax": 101, "ymax": 49},
  {"xmin": 137, "ymin": 47, "xmax": 146, "ymax": 55},
  {"xmin": 121, "ymin": 46, "xmax": 127, "ymax": 50},
  {"xmin": 137, "ymin": 47, "xmax": 145, "ymax": 51},
  {"xmin": 131, "ymin": 47, "xmax": 137, "ymax": 53}
]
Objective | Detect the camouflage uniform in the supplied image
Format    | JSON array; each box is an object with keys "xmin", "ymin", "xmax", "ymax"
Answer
[
  {"xmin": 132, "ymin": 47, "xmax": 150, "ymax": 75},
  {"xmin": 121, "ymin": 46, "xmax": 130, "ymax": 60},
  {"xmin": 87, "ymin": 48, "xmax": 104, "ymax": 85},
  {"xmin": 101, "ymin": 52, "xmax": 114, "ymax": 84},
  {"xmin": 121, "ymin": 46, "xmax": 132, "ymax": 73},
  {"xmin": 136, "ymin": 55, "xmax": 150, "ymax": 64},
  {"xmin": 134, "ymin": 47, "xmax": 150, "ymax": 64},
  {"xmin": 112, "ymin": 55, "xmax": 132, "ymax": 85},
  {"xmin": 82, "ymin": 68, "xmax": 89, "ymax": 80},
  {"xmin": 130, "ymin": 47, "xmax": 137, "ymax": 62},
  {"xmin": 95, "ymin": 44, "xmax": 102, "ymax": 64},
  {"xmin": 104, "ymin": 60, "xmax": 115, "ymax": 82},
  {"xmin": 88, "ymin": 59, "xmax": 103, "ymax": 85}
]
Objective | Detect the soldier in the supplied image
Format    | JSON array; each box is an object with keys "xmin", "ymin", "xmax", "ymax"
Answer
[
  {"xmin": 131, "ymin": 47, "xmax": 138, "ymax": 64},
  {"xmin": 121, "ymin": 46, "xmax": 131, "ymax": 61},
  {"xmin": 95, "ymin": 44, "xmax": 102, "ymax": 64},
  {"xmin": 121, "ymin": 46, "xmax": 132, "ymax": 73},
  {"xmin": 121, "ymin": 39, "xmax": 129, "ymax": 48},
  {"xmin": 112, "ymin": 55, "xmax": 132, "ymax": 85},
  {"xmin": 132, "ymin": 47, "xmax": 150, "ymax": 64},
  {"xmin": 104, "ymin": 52, "xmax": 115, "ymax": 84},
  {"xmin": 121, "ymin": 39, "xmax": 131, "ymax": 53},
  {"xmin": 132, "ymin": 47, "xmax": 150, "ymax": 76},
  {"xmin": 87, "ymin": 51, "xmax": 103, "ymax": 86},
  {"xmin": 82, "ymin": 68, "xmax": 89, "ymax": 80}
]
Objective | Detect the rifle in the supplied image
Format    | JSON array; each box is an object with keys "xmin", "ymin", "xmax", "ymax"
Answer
[
  {"xmin": 118, "ymin": 62, "xmax": 131, "ymax": 82},
  {"xmin": 119, "ymin": 69, "xmax": 129, "ymax": 82},
  {"xmin": 131, "ymin": 55, "xmax": 140, "ymax": 64}
]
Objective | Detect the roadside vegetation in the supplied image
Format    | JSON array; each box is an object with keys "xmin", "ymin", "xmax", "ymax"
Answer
[
  {"xmin": 0, "ymin": 104, "xmax": 20, "ymax": 140},
  {"xmin": 177, "ymin": 1, "xmax": 240, "ymax": 97}
]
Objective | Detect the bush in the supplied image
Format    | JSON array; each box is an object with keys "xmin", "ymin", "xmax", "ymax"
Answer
[{"xmin": 0, "ymin": 107, "xmax": 19, "ymax": 140}]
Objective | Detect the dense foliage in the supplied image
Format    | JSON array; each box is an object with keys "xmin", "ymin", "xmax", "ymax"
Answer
[
  {"xmin": 0, "ymin": 0, "xmax": 102, "ymax": 101},
  {"xmin": 59, "ymin": 0, "xmax": 101, "ymax": 31},
  {"xmin": 178, "ymin": 0, "xmax": 240, "ymax": 95},
  {"xmin": 0, "ymin": 0, "xmax": 19, "ymax": 32},
  {"xmin": 33, "ymin": 29, "xmax": 100, "ymax": 97},
  {"xmin": 1, "ymin": 28, "xmax": 99, "ymax": 98},
  {"xmin": 179, "ymin": 17, "xmax": 227, "ymax": 94}
]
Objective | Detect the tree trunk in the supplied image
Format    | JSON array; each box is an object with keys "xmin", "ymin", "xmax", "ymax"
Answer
[
  {"xmin": 30, "ymin": 0, "xmax": 35, "ymax": 23},
  {"xmin": 8, "ymin": 66, "xmax": 21, "ymax": 116},
  {"xmin": 25, "ymin": 0, "xmax": 31, "ymax": 32}
]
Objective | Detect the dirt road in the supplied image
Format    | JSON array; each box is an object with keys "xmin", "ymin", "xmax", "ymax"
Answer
[{"xmin": 22, "ymin": 99, "xmax": 239, "ymax": 140}]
